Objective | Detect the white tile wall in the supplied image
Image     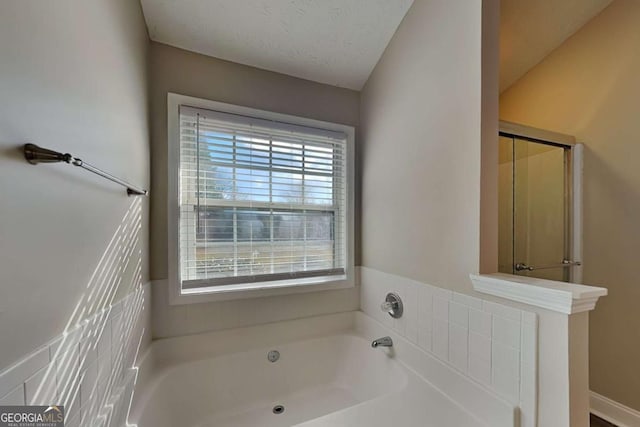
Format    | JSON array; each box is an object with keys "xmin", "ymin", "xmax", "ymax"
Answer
[
  {"xmin": 360, "ymin": 267, "xmax": 538, "ymax": 427},
  {"xmin": 0, "ymin": 283, "xmax": 150, "ymax": 427},
  {"xmin": 433, "ymin": 319, "xmax": 450, "ymax": 360},
  {"xmin": 449, "ymin": 324, "xmax": 469, "ymax": 373},
  {"xmin": 0, "ymin": 385, "xmax": 24, "ymax": 405}
]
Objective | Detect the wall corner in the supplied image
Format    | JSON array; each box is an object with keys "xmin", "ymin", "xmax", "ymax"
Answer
[{"xmin": 480, "ymin": 0, "xmax": 500, "ymax": 274}]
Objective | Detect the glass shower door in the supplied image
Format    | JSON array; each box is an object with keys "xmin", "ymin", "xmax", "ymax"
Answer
[
  {"xmin": 499, "ymin": 135, "xmax": 572, "ymax": 281},
  {"xmin": 498, "ymin": 136, "xmax": 515, "ymax": 275}
]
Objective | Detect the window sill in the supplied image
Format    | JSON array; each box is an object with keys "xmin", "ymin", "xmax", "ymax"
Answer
[{"xmin": 169, "ymin": 273, "xmax": 356, "ymax": 305}]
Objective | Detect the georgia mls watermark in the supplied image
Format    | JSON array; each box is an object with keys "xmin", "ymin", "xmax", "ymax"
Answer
[{"xmin": 0, "ymin": 406, "xmax": 64, "ymax": 427}]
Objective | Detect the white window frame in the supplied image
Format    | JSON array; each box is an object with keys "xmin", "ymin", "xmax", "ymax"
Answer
[{"xmin": 167, "ymin": 93, "xmax": 355, "ymax": 304}]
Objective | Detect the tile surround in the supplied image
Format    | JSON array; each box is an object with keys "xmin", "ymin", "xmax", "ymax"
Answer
[
  {"xmin": 1, "ymin": 270, "xmax": 538, "ymax": 426},
  {"xmin": 0, "ymin": 284, "xmax": 150, "ymax": 427},
  {"xmin": 360, "ymin": 267, "xmax": 538, "ymax": 427}
]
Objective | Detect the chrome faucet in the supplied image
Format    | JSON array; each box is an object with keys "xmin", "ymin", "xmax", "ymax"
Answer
[{"xmin": 371, "ymin": 336, "xmax": 393, "ymax": 348}]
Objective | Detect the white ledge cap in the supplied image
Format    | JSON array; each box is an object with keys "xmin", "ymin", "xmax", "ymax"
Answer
[{"xmin": 470, "ymin": 273, "xmax": 607, "ymax": 314}]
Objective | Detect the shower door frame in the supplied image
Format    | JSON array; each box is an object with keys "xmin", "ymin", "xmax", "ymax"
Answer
[{"xmin": 499, "ymin": 121, "xmax": 583, "ymax": 284}]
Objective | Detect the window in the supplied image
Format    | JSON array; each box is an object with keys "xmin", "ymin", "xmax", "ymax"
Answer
[{"xmin": 168, "ymin": 94, "xmax": 354, "ymax": 302}]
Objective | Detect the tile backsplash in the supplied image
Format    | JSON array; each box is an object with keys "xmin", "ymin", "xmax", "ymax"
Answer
[
  {"xmin": 0, "ymin": 283, "xmax": 150, "ymax": 427},
  {"xmin": 360, "ymin": 267, "xmax": 538, "ymax": 427}
]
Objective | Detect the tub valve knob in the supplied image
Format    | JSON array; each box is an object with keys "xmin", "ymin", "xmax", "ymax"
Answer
[{"xmin": 380, "ymin": 293, "xmax": 403, "ymax": 319}]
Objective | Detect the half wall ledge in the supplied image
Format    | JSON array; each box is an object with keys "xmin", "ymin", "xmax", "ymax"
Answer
[{"xmin": 470, "ymin": 273, "xmax": 607, "ymax": 314}]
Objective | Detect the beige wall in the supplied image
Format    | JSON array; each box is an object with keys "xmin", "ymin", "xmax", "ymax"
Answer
[
  {"xmin": 149, "ymin": 42, "xmax": 361, "ymax": 279},
  {"xmin": 500, "ymin": 0, "xmax": 640, "ymax": 410},
  {"xmin": 360, "ymin": 0, "xmax": 487, "ymax": 291},
  {"xmin": 148, "ymin": 42, "xmax": 361, "ymax": 337},
  {"xmin": 0, "ymin": 0, "xmax": 149, "ymax": 370}
]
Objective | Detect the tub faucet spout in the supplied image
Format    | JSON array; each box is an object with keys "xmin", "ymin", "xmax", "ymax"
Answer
[{"xmin": 371, "ymin": 336, "xmax": 393, "ymax": 348}]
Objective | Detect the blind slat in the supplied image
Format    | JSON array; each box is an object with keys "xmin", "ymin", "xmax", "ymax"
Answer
[{"xmin": 180, "ymin": 105, "xmax": 346, "ymax": 141}]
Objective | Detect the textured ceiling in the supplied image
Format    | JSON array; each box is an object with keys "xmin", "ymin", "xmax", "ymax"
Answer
[
  {"xmin": 500, "ymin": 0, "xmax": 613, "ymax": 92},
  {"xmin": 140, "ymin": 0, "xmax": 414, "ymax": 90}
]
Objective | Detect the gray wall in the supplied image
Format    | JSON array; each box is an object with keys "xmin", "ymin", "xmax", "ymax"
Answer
[
  {"xmin": 148, "ymin": 42, "xmax": 361, "ymax": 337},
  {"xmin": 0, "ymin": 0, "xmax": 150, "ymax": 370},
  {"xmin": 360, "ymin": 0, "xmax": 485, "ymax": 291}
]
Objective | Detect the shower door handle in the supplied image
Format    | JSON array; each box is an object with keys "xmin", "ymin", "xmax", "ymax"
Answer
[
  {"xmin": 515, "ymin": 263, "xmax": 534, "ymax": 272},
  {"xmin": 515, "ymin": 260, "xmax": 582, "ymax": 272}
]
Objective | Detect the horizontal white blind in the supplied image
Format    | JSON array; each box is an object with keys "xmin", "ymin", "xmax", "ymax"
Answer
[{"xmin": 179, "ymin": 105, "xmax": 348, "ymax": 287}]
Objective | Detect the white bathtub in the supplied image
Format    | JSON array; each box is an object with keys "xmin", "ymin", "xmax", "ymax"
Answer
[{"xmin": 128, "ymin": 312, "xmax": 514, "ymax": 427}]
